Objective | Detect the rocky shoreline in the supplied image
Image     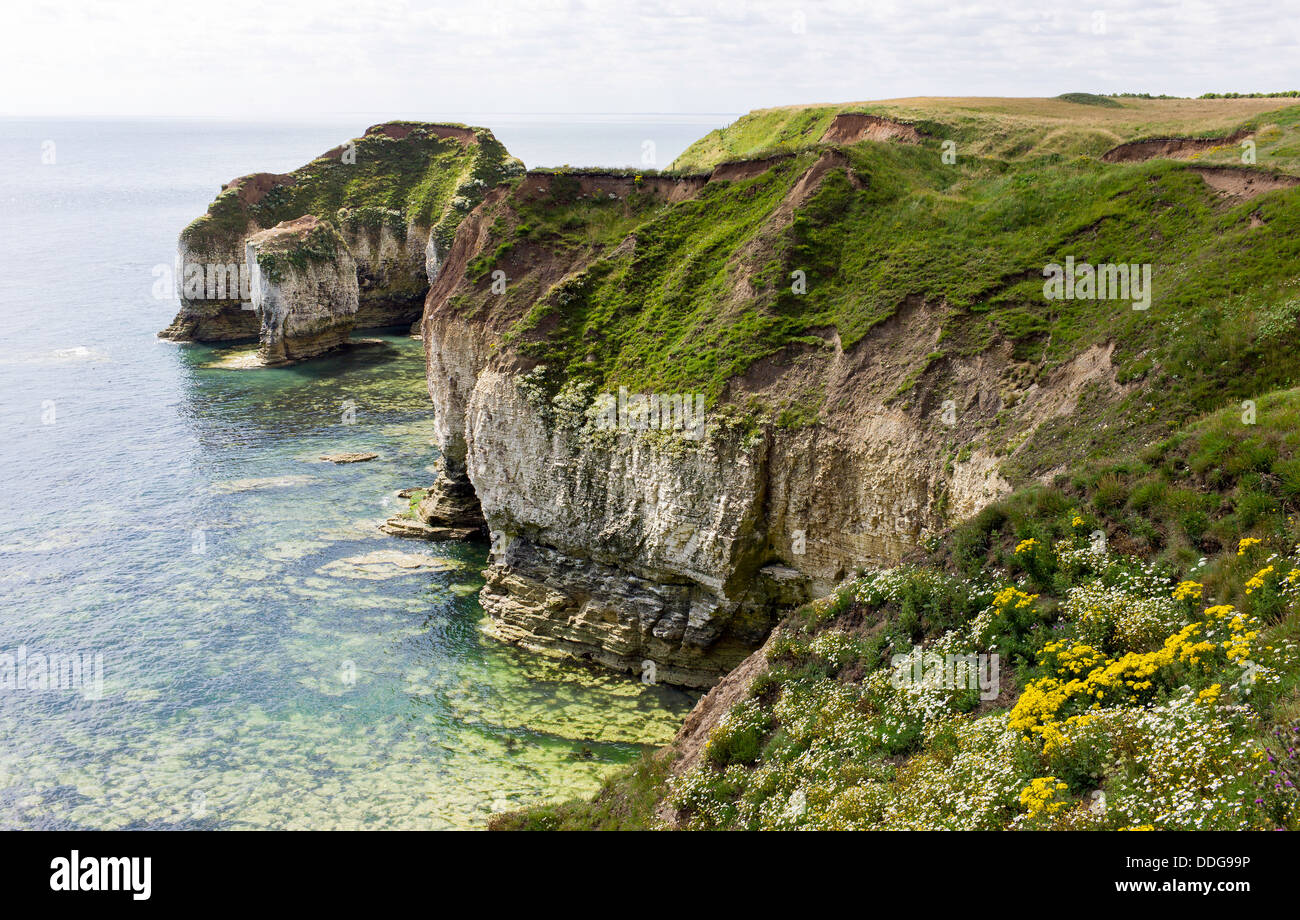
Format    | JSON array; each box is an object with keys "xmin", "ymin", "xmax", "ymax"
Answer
[
  {"xmin": 156, "ymin": 121, "xmax": 1053, "ymax": 687},
  {"xmin": 161, "ymin": 102, "xmax": 1300, "ymax": 694}
]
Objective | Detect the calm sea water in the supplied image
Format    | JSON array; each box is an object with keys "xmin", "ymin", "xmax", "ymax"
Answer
[{"xmin": 0, "ymin": 116, "xmax": 729, "ymax": 829}]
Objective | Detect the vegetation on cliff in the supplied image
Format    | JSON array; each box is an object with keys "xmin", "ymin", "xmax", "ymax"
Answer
[
  {"xmin": 180, "ymin": 122, "xmax": 523, "ymax": 253},
  {"xmin": 484, "ymin": 95, "xmax": 1300, "ymax": 831},
  {"xmin": 251, "ymin": 219, "xmax": 347, "ymax": 285},
  {"xmin": 497, "ymin": 388, "xmax": 1300, "ymax": 830},
  {"xmin": 444, "ymin": 98, "xmax": 1300, "ymax": 491}
]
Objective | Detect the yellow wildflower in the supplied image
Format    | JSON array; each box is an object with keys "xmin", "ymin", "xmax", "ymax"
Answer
[
  {"xmin": 1244, "ymin": 565, "xmax": 1275, "ymax": 595},
  {"xmin": 1014, "ymin": 538, "xmax": 1039, "ymax": 555},
  {"xmin": 1019, "ymin": 777, "xmax": 1070, "ymax": 818}
]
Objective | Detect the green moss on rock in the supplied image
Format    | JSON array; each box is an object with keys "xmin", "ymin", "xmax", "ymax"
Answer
[{"xmin": 181, "ymin": 122, "xmax": 523, "ymax": 253}]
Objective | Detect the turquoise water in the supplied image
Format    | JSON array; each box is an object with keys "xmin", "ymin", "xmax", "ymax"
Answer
[{"xmin": 0, "ymin": 119, "xmax": 704, "ymax": 829}]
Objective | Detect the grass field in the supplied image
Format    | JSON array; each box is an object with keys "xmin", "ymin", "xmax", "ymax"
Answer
[{"xmin": 672, "ymin": 95, "xmax": 1300, "ymax": 169}]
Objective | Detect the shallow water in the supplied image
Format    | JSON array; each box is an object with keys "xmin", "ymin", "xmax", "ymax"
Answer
[{"xmin": 0, "ymin": 119, "xmax": 700, "ymax": 829}]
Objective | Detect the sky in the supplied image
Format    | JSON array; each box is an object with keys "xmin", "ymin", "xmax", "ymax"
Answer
[{"xmin": 4, "ymin": 0, "xmax": 1299, "ymax": 118}]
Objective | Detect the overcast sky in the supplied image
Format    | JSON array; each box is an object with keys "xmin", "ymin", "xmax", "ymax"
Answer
[{"xmin": 4, "ymin": 0, "xmax": 1298, "ymax": 118}]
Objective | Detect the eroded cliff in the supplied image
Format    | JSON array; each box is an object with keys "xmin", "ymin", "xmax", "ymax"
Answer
[
  {"xmin": 159, "ymin": 121, "xmax": 523, "ymax": 344},
  {"xmin": 247, "ymin": 216, "xmax": 358, "ymax": 364},
  {"xmin": 418, "ymin": 98, "xmax": 1300, "ymax": 688}
]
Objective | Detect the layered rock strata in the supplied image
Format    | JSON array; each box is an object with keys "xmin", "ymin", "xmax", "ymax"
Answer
[{"xmin": 247, "ymin": 217, "xmax": 358, "ymax": 365}]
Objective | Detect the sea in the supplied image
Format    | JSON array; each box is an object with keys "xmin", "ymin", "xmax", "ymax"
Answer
[{"xmin": 0, "ymin": 113, "xmax": 733, "ymax": 828}]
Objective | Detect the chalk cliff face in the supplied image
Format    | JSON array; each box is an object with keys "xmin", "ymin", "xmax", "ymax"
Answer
[
  {"xmin": 159, "ymin": 173, "xmax": 280, "ymax": 342},
  {"xmin": 247, "ymin": 216, "xmax": 359, "ymax": 365},
  {"xmin": 159, "ymin": 122, "xmax": 523, "ymax": 345},
  {"xmin": 415, "ymin": 160, "xmax": 1087, "ymax": 687},
  {"xmin": 341, "ymin": 215, "xmax": 427, "ymax": 328},
  {"xmin": 423, "ymin": 328, "xmax": 1026, "ymax": 686},
  {"xmin": 467, "ymin": 369, "xmax": 777, "ymax": 686}
]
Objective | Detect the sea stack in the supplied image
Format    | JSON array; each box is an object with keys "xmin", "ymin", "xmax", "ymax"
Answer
[{"xmin": 247, "ymin": 216, "xmax": 359, "ymax": 365}]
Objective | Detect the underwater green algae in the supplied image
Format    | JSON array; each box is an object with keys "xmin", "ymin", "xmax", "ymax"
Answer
[{"xmin": 0, "ymin": 335, "xmax": 694, "ymax": 830}]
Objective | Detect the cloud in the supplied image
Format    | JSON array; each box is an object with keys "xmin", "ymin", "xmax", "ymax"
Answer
[{"xmin": 2, "ymin": 0, "xmax": 1296, "ymax": 117}]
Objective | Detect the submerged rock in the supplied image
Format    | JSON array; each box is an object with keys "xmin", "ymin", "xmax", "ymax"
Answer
[
  {"xmin": 317, "ymin": 549, "xmax": 459, "ymax": 580},
  {"xmin": 319, "ymin": 452, "xmax": 379, "ymax": 464},
  {"xmin": 210, "ymin": 475, "xmax": 319, "ymax": 494}
]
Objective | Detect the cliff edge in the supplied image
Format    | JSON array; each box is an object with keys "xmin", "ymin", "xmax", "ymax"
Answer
[{"xmin": 419, "ymin": 96, "xmax": 1300, "ymax": 688}]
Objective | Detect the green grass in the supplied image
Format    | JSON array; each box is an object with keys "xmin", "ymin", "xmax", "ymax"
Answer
[
  {"xmin": 1057, "ymin": 93, "xmax": 1123, "ymax": 108},
  {"xmin": 180, "ymin": 124, "xmax": 523, "ymax": 252},
  {"xmin": 673, "ymin": 107, "xmax": 845, "ymax": 170},
  {"xmin": 507, "ymin": 154, "xmax": 819, "ymax": 401},
  {"xmin": 951, "ymin": 387, "xmax": 1300, "ymax": 590},
  {"xmin": 672, "ymin": 97, "xmax": 1300, "ymax": 171},
  {"xmin": 451, "ymin": 124, "xmax": 1300, "ymax": 488}
]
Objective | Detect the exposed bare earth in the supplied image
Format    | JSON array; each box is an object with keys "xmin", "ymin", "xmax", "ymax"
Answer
[
  {"xmin": 1101, "ymin": 130, "xmax": 1251, "ymax": 163},
  {"xmin": 1192, "ymin": 165, "xmax": 1300, "ymax": 201},
  {"xmin": 819, "ymin": 113, "xmax": 924, "ymax": 145}
]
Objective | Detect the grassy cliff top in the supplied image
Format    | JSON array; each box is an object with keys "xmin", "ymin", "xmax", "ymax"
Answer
[
  {"xmin": 442, "ymin": 98, "xmax": 1300, "ymax": 487},
  {"xmin": 672, "ymin": 96, "xmax": 1300, "ymax": 170},
  {"xmin": 180, "ymin": 121, "xmax": 524, "ymax": 252}
]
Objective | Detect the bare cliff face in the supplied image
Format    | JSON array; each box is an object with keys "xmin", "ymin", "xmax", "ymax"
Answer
[
  {"xmin": 415, "ymin": 160, "xmax": 1110, "ymax": 687},
  {"xmin": 247, "ymin": 216, "xmax": 359, "ymax": 365},
  {"xmin": 343, "ymin": 217, "xmax": 428, "ymax": 328},
  {"xmin": 466, "ymin": 369, "xmax": 777, "ymax": 686}
]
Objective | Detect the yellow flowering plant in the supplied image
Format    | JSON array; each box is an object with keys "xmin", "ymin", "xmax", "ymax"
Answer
[
  {"xmin": 1009, "ymin": 601, "xmax": 1264, "ymax": 754},
  {"xmin": 969, "ymin": 585, "xmax": 1041, "ymax": 650},
  {"xmin": 1245, "ymin": 566, "xmax": 1275, "ymax": 595},
  {"xmin": 1009, "ymin": 534, "xmax": 1055, "ymax": 588},
  {"xmin": 1018, "ymin": 776, "xmax": 1070, "ymax": 819}
]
